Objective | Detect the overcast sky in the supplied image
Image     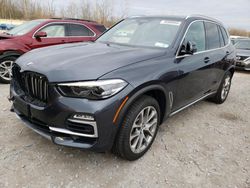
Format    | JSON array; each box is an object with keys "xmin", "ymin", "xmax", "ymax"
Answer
[{"xmin": 50, "ymin": 0, "xmax": 250, "ymax": 30}]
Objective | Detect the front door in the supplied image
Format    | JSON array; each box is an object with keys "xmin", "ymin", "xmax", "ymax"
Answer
[
  {"xmin": 30, "ymin": 23, "xmax": 68, "ymax": 49},
  {"xmin": 173, "ymin": 21, "xmax": 212, "ymax": 110}
]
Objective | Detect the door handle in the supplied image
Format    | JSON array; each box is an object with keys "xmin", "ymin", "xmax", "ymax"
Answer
[
  {"xmin": 226, "ymin": 51, "xmax": 230, "ymax": 55},
  {"xmin": 204, "ymin": 57, "xmax": 210, "ymax": 63}
]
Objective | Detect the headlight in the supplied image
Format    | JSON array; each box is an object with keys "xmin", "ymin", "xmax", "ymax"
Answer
[
  {"xmin": 57, "ymin": 79, "xmax": 128, "ymax": 99},
  {"xmin": 244, "ymin": 57, "xmax": 250, "ymax": 64}
]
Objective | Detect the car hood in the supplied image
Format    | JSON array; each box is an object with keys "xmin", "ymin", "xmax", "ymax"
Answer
[
  {"xmin": 0, "ymin": 34, "xmax": 14, "ymax": 40},
  {"xmin": 16, "ymin": 42, "xmax": 166, "ymax": 82},
  {"xmin": 236, "ymin": 49, "xmax": 250, "ymax": 57}
]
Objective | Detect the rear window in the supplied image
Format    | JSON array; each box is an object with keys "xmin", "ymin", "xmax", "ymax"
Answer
[
  {"xmin": 205, "ymin": 22, "xmax": 220, "ymax": 50},
  {"xmin": 68, "ymin": 24, "xmax": 94, "ymax": 36},
  {"xmin": 93, "ymin": 25, "xmax": 107, "ymax": 33}
]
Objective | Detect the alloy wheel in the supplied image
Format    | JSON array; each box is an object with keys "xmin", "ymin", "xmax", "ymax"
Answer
[
  {"xmin": 221, "ymin": 75, "xmax": 231, "ymax": 100},
  {"xmin": 0, "ymin": 60, "xmax": 14, "ymax": 81},
  {"xmin": 129, "ymin": 106, "xmax": 158, "ymax": 154}
]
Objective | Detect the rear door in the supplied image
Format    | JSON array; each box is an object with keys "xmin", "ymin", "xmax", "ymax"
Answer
[
  {"xmin": 203, "ymin": 22, "xmax": 227, "ymax": 92},
  {"xmin": 66, "ymin": 23, "xmax": 96, "ymax": 43},
  {"xmin": 213, "ymin": 26, "xmax": 234, "ymax": 85},
  {"xmin": 30, "ymin": 23, "xmax": 68, "ymax": 49}
]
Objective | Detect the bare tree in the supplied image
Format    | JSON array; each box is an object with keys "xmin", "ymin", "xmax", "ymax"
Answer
[
  {"xmin": 0, "ymin": 0, "xmax": 123, "ymax": 27},
  {"xmin": 229, "ymin": 28, "xmax": 250, "ymax": 37}
]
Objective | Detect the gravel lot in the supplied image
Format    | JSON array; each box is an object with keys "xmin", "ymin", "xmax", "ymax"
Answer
[{"xmin": 0, "ymin": 72, "xmax": 250, "ymax": 188}]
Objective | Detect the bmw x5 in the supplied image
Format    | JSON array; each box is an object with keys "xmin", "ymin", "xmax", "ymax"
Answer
[{"xmin": 10, "ymin": 15, "xmax": 235, "ymax": 160}]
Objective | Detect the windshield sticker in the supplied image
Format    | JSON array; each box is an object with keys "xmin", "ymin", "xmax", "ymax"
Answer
[
  {"xmin": 160, "ymin": 20, "xmax": 181, "ymax": 26},
  {"xmin": 155, "ymin": 42, "xmax": 169, "ymax": 48}
]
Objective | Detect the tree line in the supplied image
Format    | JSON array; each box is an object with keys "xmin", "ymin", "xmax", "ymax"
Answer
[
  {"xmin": 0, "ymin": 0, "xmax": 249, "ymax": 35},
  {"xmin": 0, "ymin": 0, "xmax": 123, "ymax": 27},
  {"xmin": 229, "ymin": 28, "xmax": 250, "ymax": 37}
]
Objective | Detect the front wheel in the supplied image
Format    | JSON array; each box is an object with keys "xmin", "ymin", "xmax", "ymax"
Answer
[
  {"xmin": 113, "ymin": 95, "xmax": 160, "ymax": 161},
  {"xmin": 0, "ymin": 56, "xmax": 17, "ymax": 84},
  {"xmin": 210, "ymin": 72, "xmax": 232, "ymax": 104}
]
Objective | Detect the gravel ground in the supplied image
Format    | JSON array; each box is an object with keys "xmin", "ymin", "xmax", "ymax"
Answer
[{"xmin": 0, "ymin": 72, "xmax": 250, "ymax": 188}]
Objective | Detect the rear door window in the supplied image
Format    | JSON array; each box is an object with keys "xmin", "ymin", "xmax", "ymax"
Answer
[
  {"xmin": 204, "ymin": 22, "xmax": 220, "ymax": 50},
  {"xmin": 68, "ymin": 24, "xmax": 94, "ymax": 36},
  {"xmin": 93, "ymin": 25, "xmax": 107, "ymax": 33},
  {"xmin": 184, "ymin": 21, "xmax": 206, "ymax": 52}
]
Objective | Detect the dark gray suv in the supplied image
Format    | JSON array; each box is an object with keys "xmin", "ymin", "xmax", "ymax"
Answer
[{"xmin": 10, "ymin": 15, "xmax": 235, "ymax": 160}]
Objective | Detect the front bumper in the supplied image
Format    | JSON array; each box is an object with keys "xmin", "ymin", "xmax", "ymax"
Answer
[{"xmin": 10, "ymin": 82, "xmax": 133, "ymax": 152}]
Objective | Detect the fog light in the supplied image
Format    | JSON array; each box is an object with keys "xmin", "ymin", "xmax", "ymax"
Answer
[
  {"xmin": 55, "ymin": 137, "xmax": 65, "ymax": 142},
  {"xmin": 73, "ymin": 114, "xmax": 94, "ymax": 121}
]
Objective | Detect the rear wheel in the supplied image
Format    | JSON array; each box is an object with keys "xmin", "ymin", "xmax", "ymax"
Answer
[
  {"xmin": 0, "ymin": 56, "xmax": 17, "ymax": 84},
  {"xmin": 113, "ymin": 95, "xmax": 160, "ymax": 161},
  {"xmin": 210, "ymin": 72, "xmax": 232, "ymax": 104}
]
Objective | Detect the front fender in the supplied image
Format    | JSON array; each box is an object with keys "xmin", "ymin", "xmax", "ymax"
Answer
[
  {"xmin": 115, "ymin": 82, "xmax": 171, "ymax": 128},
  {"xmin": 0, "ymin": 40, "xmax": 31, "ymax": 57}
]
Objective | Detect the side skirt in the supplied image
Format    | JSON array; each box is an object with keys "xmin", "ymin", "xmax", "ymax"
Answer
[{"xmin": 169, "ymin": 91, "xmax": 217, "ymax": 117}]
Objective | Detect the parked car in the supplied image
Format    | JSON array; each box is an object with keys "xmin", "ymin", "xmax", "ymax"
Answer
[
  {"xmin": 10, "ymin": 15, "xmax": 235, "ymax": 160},
  {"xmin": 0, "ymin": 18, "xmax": 106, "ymax": 83},
  {"xmin": 234, "ymin": 39, "xmax": 250, "ymax": 71},
  {"xmin": 230, "ymin": 35, "xmax": 249, "ymax": 45},
  {"xmin": 0, "ymin": 23, "xmax": 15, "ymax": 30}
]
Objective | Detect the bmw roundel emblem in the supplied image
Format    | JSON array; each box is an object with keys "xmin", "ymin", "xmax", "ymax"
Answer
[{"xmin": 27, "ymin": 62, "xmax": 34, "ymax": 66}]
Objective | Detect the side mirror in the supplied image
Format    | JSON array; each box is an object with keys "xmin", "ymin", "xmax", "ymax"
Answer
[
  {"xmin": 34, "ymin": 31, "xmax": 47, "ymax": 38},
  {"xmin": 179, "ymin": 41, "xmax": 197, "ymax": 55},
  {"xmin": 186, "ymin": 41, "xmax": 197, "ymax": 54}
]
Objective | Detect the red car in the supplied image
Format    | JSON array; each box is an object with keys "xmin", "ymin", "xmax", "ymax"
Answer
[{"xmin": 0, "ymin": 18, "xmax": 106, "ymax": 83}]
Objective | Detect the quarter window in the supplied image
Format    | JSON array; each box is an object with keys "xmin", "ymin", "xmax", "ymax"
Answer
[
  {"xmin": 39, "ymin": 24, "xmax": 65, "ymax": 37},
  {"xmin": 220, "ymin": 26, "xmax": 229, "ymax": 45},
  {"xmin": 218, "ymin": 25, "xmax": 225, "ymax": 47},
  {"xmin": 68, "ymin": 24, "xmax": 94, "ymax": 36},
  {"xmin": 185, "ymin": 21, "xmax": 206, "ymax": 52},
  {"xmin": 205, "ymin": 22, "xmax": 220, "ymax": 49}
]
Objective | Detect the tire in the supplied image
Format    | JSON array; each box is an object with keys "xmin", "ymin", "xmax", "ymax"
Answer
[
  {"xmin": 210, "ymin": 71, "xmax": 232, "ymax": 104},
  {"xmin": 0, "ymin": 56, "xmax": 17, "ymax": 84},
  {"xmin": 113, "ymin": 95, "xmax": 160, "ymax": 161}
]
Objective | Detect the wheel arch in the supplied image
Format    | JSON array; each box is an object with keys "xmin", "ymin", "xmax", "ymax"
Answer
[
  {"xmin": 225, "ymin": 65, "xmax": 235, "ymax": 77},
  {"xmin": 115, "ymin": 84, "xmax": 171, "ymax": 128},
  {"xmin": 228, "ymin": 67, "xmax": 235, "ymax": 77},
  {"xmin": 0, "ymin": 50, "xmax": 23, "ymax": 60}
]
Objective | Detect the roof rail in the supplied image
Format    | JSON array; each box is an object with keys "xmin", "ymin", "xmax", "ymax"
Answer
[
  {"xmin": 50, "ymin": 17, "xmax": 97, "ymax": 23},
  {"xmin": 186, "ymin": 14, "xmax": 222, "ymax": 24}
]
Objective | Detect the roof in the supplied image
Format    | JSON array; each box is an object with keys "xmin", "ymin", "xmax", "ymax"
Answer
[
  {"xmin": 128, "ymin": 14, "xmax": 223, "ymax": 24},
  {"xmin": 128, "ymin": 15, "xmax": 186, "ymax": 21},
  {"xmin": 50, "ymin": 18, "xmax": 97, "ymax": 23},
  {"xmin": 34, "ymin": 18, "xmax": 101, "ymax": 25}
]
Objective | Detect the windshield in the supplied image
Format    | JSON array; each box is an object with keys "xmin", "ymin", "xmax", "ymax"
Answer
[
  {"xmin": 7, "ymin": 20, "xmax": 44, "ymax": 36},
  {"xmin": 97, "ymin": 18, "xmax": 182, "ymax": 48},
  {"xmin": 235, "ymin": 40, "xmax": 250, "ymax": 50}
]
